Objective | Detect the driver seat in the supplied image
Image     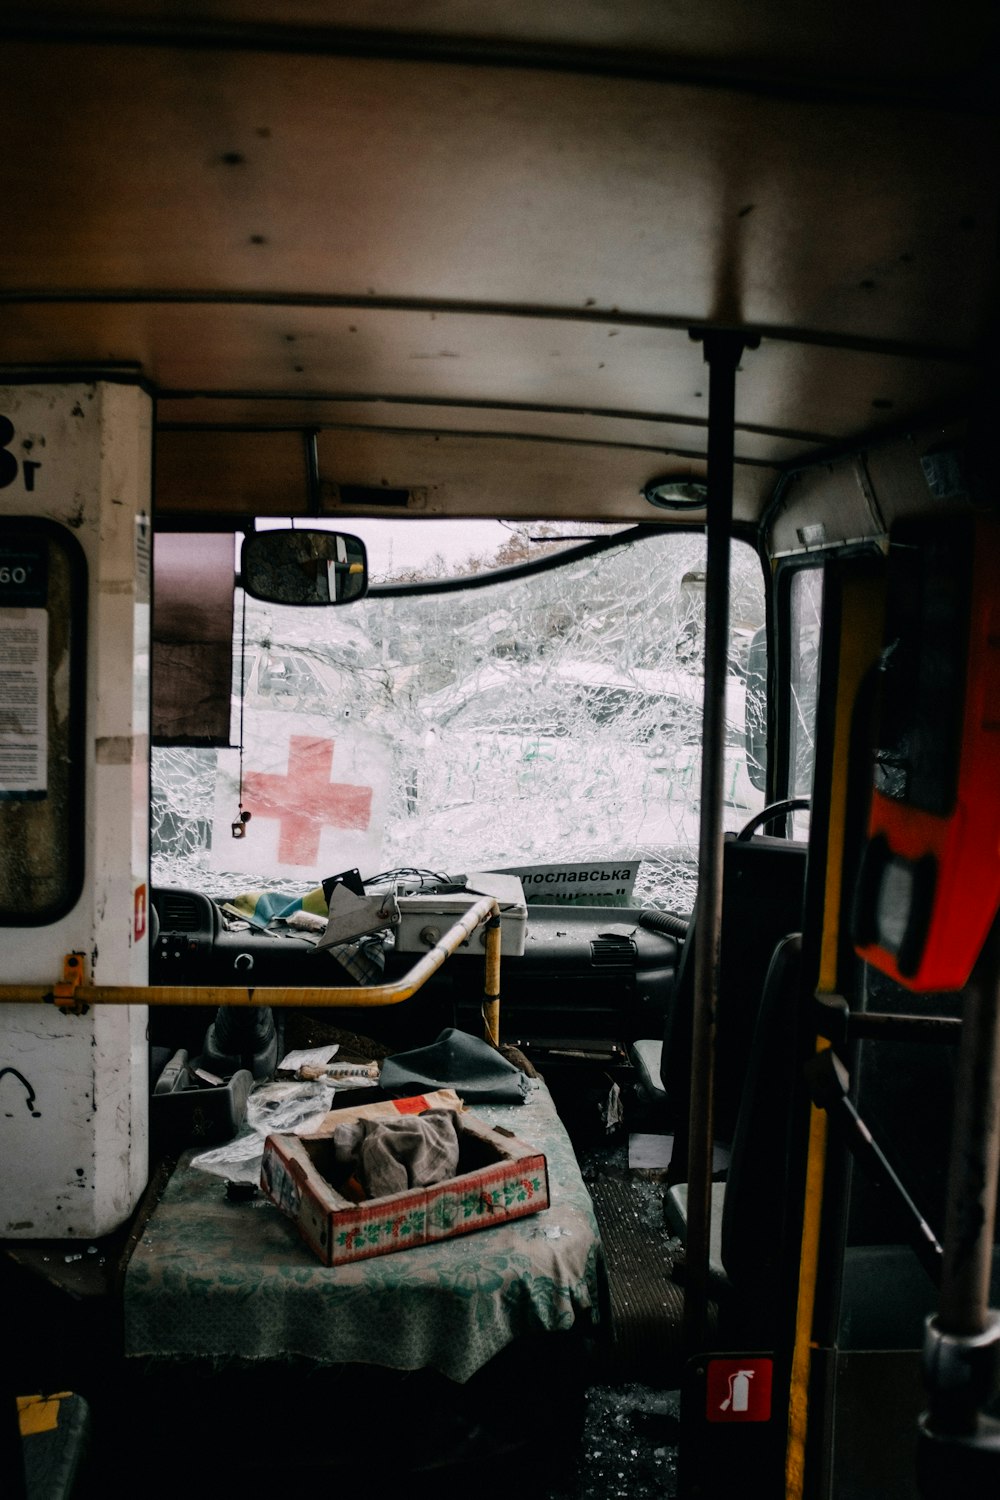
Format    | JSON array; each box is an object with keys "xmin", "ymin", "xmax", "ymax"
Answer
[{"xmin": 630, "ymin": 821, "xmax": 807, "ymax": 1171}]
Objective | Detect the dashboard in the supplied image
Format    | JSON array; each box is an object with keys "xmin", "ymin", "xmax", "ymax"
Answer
[{"xmin": 149, "ymin": 885, "xmax": 679, "ymax": 1056}]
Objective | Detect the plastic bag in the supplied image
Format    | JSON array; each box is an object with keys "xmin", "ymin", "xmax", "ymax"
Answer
[{"xmin": 190, "ymin": 1079, "xmax": 337, "ymax": 1184}]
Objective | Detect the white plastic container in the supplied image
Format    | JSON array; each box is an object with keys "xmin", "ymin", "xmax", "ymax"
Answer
[{"xmin": 394, "ymin": 873, "xmax": 527, "ymax": 957}]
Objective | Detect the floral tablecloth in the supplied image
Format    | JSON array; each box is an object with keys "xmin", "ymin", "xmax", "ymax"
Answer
[{"xmin": 125, "ymin": 1078, "xmax": 608, "ymax": 1383}]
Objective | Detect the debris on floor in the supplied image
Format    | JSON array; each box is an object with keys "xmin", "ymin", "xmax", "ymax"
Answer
[{"xmin": 550, "ymin": 1383, "xmax": 681, "ymax": 1499}]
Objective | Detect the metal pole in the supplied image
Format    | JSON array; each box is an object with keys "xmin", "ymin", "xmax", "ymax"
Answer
[
  {"xmin": 683, "ymin": 329, "xmax": 747, "ymax": 1356},
  {"xmin": 482, "ymin": 915, "xmax": 502, "ymax": 1047},
  {"xmin": 917, "ymin": 912, "xmax": 1000, "ymax": 1489},
  {"xmin": 936, "ymin": 912, "xmax": 1000, "ymax": 1340}
]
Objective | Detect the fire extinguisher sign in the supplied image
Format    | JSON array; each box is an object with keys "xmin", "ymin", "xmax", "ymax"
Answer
[{"xmin": 706, "ymin": 1357, "xmax": 773, "ymax": 1422}]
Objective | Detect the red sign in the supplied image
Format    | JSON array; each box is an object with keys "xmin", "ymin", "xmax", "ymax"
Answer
[
  {"xmin": 134, "ymin": 883, "xmax": 147, "ymax": 942},
  {"xmin": 392, "ymin": 1095, "xmax": 432, "ymax": 1115},
  {"xmin": 705, "ymin": 1358, "xmax": 772, "ymax": 1423},
  {"xmin": 243, "ymin": 735, "xmax": 373, "ymax": 866}
]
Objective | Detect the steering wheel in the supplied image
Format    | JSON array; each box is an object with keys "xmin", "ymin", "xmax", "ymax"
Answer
[{"xmin": 736, "ymin": 797, "xmax": 810, "ymax": 842}]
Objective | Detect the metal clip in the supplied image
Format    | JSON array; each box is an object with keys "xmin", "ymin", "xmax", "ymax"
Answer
[{"xmin": 53, "ymin": 952, "xmax": 89, "ymax": 1015}]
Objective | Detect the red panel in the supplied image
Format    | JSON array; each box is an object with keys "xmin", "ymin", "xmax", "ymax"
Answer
[
  {"xmin": 706, "ymin": 1358, "xmax": 773, "ymax": 1423},
  {"xmin": 856, "ymin": 516, "xmax": 1000, "ymax": 991}
]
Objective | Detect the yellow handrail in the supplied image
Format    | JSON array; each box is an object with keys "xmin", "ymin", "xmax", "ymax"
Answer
[{"xmin": 0, "ymin": 896, "xmax": 502, "ymax": 1023}]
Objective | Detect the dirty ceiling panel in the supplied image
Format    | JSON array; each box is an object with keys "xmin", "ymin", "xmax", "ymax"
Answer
[
  {"xmin": 312, "ymin": 428, "xmax": 775, "ymax": 526},
  {"xmin": 157, "ymin": 397, "xmax": 818, "ymax": 470},
  {"xmin": 8, "ymin": 291, "xmax": 975, "ymax": 510},
  {"xmin": 0, "ymin": 10, "xmax": 993, "ymax": 531},
  {"xmin": 155, "ymin": 430, "xmax": 311, "ymax": 518},
  {"xmin": 0, "ymin": 45, "xmax": 991, "ymax": 349},
  {"xmin": 8, "ymin": 2, "xmax": 997, "ymax": 101}
]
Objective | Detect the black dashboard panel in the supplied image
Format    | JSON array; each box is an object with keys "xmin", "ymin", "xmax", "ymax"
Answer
[
  {"xmin": 150, "ymin": 885, "xmax": 356, "ymax": 1056},
  {"xmin": 149, "ymin": 888, "xmax": 679, "ymax": 1052},
  {"xmin": 420, "ymin": 905, "xmax": 678, "ymax": 1046},
  {"xmin": 152, "ymin": 887, "xmax": 322, "ymax": 984}
]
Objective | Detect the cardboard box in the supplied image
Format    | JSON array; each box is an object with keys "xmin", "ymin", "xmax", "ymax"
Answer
[
  {"xmin": 260, "ymin": 1094, "xmax": 549, "ymax": 1266},
  {"xmin": 306, "ymin": 1087, "xmax": 463, "ymax": 1136}
]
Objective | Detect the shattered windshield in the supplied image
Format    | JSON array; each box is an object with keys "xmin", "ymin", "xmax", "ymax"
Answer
[{"xmin": 151, "ymin": 528, "xmax": 765, "ymax": 913}]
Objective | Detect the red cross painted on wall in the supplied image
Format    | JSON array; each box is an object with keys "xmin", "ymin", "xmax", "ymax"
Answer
[{"xmin": 242, "ymin": 735, "xmax": 373, "ymax": 865}]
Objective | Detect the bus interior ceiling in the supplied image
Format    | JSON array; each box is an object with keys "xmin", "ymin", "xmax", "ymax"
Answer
[
  {"xmin": 1, "ymin": 7, "xmax": 998, "ymax": 1500},
  {"xmin": 0, "ymin": 3, "xmax": 994, "ymax": 538}
]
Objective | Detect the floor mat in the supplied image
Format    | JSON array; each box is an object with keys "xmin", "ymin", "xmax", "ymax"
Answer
[{"xmin": 587, "ymin": 1173, "xmax": 687, "ymax": 1384}]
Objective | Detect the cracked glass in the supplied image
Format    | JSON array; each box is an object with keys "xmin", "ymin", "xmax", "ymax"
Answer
[{"xmin": 152, "ymin": 528, "xmax": 766, "ymax": 913}]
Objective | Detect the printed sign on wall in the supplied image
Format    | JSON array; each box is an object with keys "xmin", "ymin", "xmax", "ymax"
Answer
[{"xmin": 0, "ymin": 536, "xmax": 49, "ymax": 799}]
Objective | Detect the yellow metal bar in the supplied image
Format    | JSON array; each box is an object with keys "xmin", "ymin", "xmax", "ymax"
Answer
[
  {"xmin": 818, "ymin": 571, "xmax": 887, "ymax": 994},
  {"xmin": 785, "ymin": 1044, "xmax": 830, "ymax": 1499},
  {"xmin": 0, "ymin": 896, "xmax": 500, "ymax": 1010},
  {"xmin": 482, "ymin": 916, "xmax": 502, "ymax": 1047},
  {"xmin": 786, "ymin": 562, "xmax": 886, "ymax": 1499}
]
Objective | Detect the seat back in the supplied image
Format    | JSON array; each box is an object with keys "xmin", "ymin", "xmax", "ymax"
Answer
[
  {"xmin": 662, "ymin": 834, "xmax": 807, "ymax": 1153},
  {"xmin": 720, "ymin": 933, "xmax": 803, "ymax": 1341},
  {"xmin": 660, "ymin": 934, "xmax": 805, "ymax": 1344}
]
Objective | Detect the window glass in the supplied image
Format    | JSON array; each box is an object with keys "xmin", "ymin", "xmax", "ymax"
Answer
[
  {"xmin": 788, "ymin": 565, "xmax": 824, "ymax": 837},
  {"xmin": 152, "ymin": 530, "xmax": 766, "ymax": 913}
]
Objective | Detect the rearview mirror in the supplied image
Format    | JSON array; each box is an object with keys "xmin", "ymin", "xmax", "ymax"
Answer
[{"xmin": 241, "ymin": 529, "xmax": 368, "ymax": 605}]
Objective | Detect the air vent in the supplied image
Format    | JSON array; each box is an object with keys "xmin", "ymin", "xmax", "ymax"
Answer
[
  {"xmin": 324, "ymin": 483, "xmax": 427, "ymax": 510},
  {"xmin": 159, "ymin": 892, "xmax": 204, "ymax": 932},
  {"xmin": 590, "ymin": 935, "xmax": 637, "ymax": 969}
]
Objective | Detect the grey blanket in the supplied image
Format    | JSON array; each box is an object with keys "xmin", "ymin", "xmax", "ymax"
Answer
[{"xmin": 332, "ymin": 1107, "xmax": 462, "ymax": 1198}]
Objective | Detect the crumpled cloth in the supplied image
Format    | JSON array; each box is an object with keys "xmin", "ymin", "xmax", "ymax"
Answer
[
  {"xmin": 332, "ymin": 1107, "xmax": 463, "ymax": 1198},
  {"xmin": 380, "ymin": 1027, "xmax": 530, "ymax": 1105}
]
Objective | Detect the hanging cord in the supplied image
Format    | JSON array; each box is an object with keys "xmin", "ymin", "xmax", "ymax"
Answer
[{"xmin": 234, "ymin": 585, "xmax": 250, "ymax": 836}]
